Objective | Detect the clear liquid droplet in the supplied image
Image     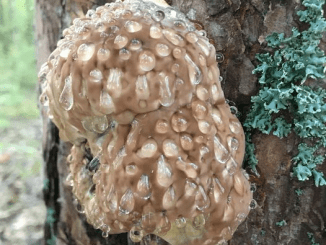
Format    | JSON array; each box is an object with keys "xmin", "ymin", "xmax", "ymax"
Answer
[
  {"xmin": 77, "ymin": 43, "xmax": 95, "ymax": 61},
  {"xmin": 162, "ymin": 185, "xmax": 176, "ymax": 209},
  {"xmin": 59, "ymin": 75, "xmax": 74, "ymax": 111},
  {"xmin": 107, "ymin": 68, "xmax": 122, "ymax": 97},
  {"xmin": 137, "ymin": 174, "xmax": 151, "ymax": 199},
  {"xmin": 214, "ymin": 135, "xmax": 230, "ymax": 164},
  {"xmin": 119, "ymin": 189, "xmax": 135, "ymax": 214},
  {"xmin": 185, "ymin": 54, "xmax": 202, "ymax": 85},
  {"xmin": 159, "ymin": 72, "xmax": 174, "ymax": 107},
  {"xmin": 139, "ymin": 51, "xmax": 156, "ymax": 71},
  {"xmin": 125, "ymin": 20, "xmax": 142, "ymax": 33},
  {"xmin": 136, "ymin": 75, "xmax": 150, "ymax": 100},
  {"xmin": 157, "ymin": 155, "xmax": 173, "ymax": 187}
]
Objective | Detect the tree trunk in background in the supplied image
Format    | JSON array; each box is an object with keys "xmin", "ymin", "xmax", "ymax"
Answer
[{"xmin": 35, "ymin": 0, "xmax": 326, "ymax": 244}]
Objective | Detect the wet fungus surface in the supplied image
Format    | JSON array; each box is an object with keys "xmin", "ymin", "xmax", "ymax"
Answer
[{"xmin": 38, "ymin": 0, "xmax": 253, "ymax": 244}]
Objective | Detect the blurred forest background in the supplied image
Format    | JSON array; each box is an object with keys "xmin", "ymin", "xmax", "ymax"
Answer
[
  {"xmin": 0, "ymin": 0, "xmax": 45, "ymax": 244},
  {"xmin": 0, "ymin": 0, "xmax": 38, "ymax": 127}
]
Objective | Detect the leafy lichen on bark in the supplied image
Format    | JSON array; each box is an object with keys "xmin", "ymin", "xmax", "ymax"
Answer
[{"xmin": 244, "ymin": 0, "xmax": 326, "ymax": 187}]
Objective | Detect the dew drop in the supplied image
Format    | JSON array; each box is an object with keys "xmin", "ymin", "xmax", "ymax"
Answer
[
  {"xmin": 112, "ymin": 146, "xmax": 127, "ymax": 169},
  {"xmin": 152, "ymin": 10, "xmax": 165, "ymax": 21},
  {"xmin": 119, "ymin": 48, "xmax": 131, "ymax": 60},
  {"xmin": 227, "ymin": 136, "xmax": 239, "ymax": 152},
  {"xmin": 196, "ymin": 85, "xmax": 209, "ymax": 101},
  {"xmin": 157, "ymin": 155, "xmax": 173, "ymax": 187},
  {"xmin": 214, "ymin": 135, "xmax": 230, "ymax": 164},
  {"xmin": 180, "ymin": 134, "xmax": 194, "ymax": 151},
  {"xmin": 59, "ymin": 75, "xmax": 74, "ymax": 111},
  {"xmin": 171, "ymin": 113, "xmax": 188, "ymax": 132},
  {"xmin": 119, "ymin": 189, "xmax": 135, "ymax": 214},
  {"xmin": 249, "ymin": 199, "xmax": 257, "ymax": 210},
  {"xmin": 162, "ymin": 139, "xmax": 179, "ymax": 157},
  {"xmin": 127, "ymin": 120, "xmax": 140, "ymax": 148},
  {"xmin": 137, "ymin": 174, "xmax": 151, "ymax": 199},
  {"xmin": 136, "ymin": 75, "xmax": 150, "ymax": 100},
  {"xmin": 198, "ymin": 120, "xmax": 211, "ymax": 134},
  {"xmin": 185, "ymin": 54, "xmax": 202, "ymax": 85},
  {"xmin": 195, "ymin": 185, "xmax": 210, "ymax": 211},
  {"xmin": 197, "ymin": 39, "xmax": 210, "ymax": 56},
  {"xmin": 95, "ymin": 21, "xmax": 106, "ymax": 32},
  {"xmin": 173, "ymin": 48, "xmax": 183, "ymax": 59},
  {"xmin": 100, "ymin": 90, "xmax": 115, "ymax": 114},
  {"xmin": 106, "ymin": 185, "xmax": 118, "ymax": 212},
  {"xmin": 185, "ymin": 32, "xmax": 198, "ymax": 43},
  {"xmin": 156, "ymin": 43, "xmax": 171, "ymax": 57},
  {"xmin": 129, "ymin": 38, "xmax": 142, "ymax": 51},
  {"xmin": 90, "ymin": 69, "xmax": 103, "ymax": 82},
  {"xmin": 114, "ymin": 35, "xmax": 128, "ymax": 49},
  {"xmin": 138, "ymin": 139, "xmax": 157, "ymax": 158},
  {"xmin": 192, "ymin": 100, "xmax": 207, "ymax": 119},
  {"xmin": 250, "ymin": 183, "xmax": 257, "ymax": 192},
  {"xmin": 216, "ymin": 53, "xmax": 224, "ymax": 63},
  {"xmin": 155, "ymin": 119, "xmax": 169, "ymax": 134},
  {"xmin": 97, "ymin": 48, "xmax": 110, "ymax": 61},
  {"xmin": 139, "ymin": 51, "xmax": 156, "ymax": 71},
  {"xmin": 73, "ymin": 199, "xmax": 85, "ymax": 213},
  {"xmin": 162, "ymin": 185, "xmax": 176, "ymax": 210},
  {"xmin": 126, "ymin": 164, "xmax": 138, "ymax": 175},
  {"xmin": 226, "ymin": 157, "xmax": 237, "ymax": 175},
  {"xmin": 77, "ymin": 43, "xmax": 95, "ymax": 61},
  {"xmin": 171, "ymin": 63, "xmax": 179, "ymax": 73},
  {"xmin": 212, "ymin": 108, "xmax": 223, "ymax": 127},
  {"xmin": 174, "ymin": 20, "xmax": 186, "ymax": 30},
  {"xmin": 125, "ymin": 20, "xmax": 142, "ymax": 33},
  {"xmin": 159, "ymin": 72, "xmax": 174, "ymax": 107},
  {"xmin": 229, "ymin": 121, "xmax": 242, "ymax": 134},
  {"xmin": 185, "ymin": 179, "xmax": 198, "ymax": 196},
  {"xmin": 211, "ymin": 84, "xmax": 220, "ymax": 102},
  {"xmin": 175, "ymin": 217, "xmax": 187, "ymax": 229},
  {"xmin": 150, "ymin": 25, "xmax": 163, "ymax": 39},
  {"xmin": 157, "ymin": 213, "xmax": 171, "ymax": 235},
  {"xmin": 212, "ymin": 177, "xmax": 225, "ymax": 203},
  {"xmin": 185, "ymin": 162, "xmax": 198, "ymax": 178},
  {"xmin": 107, "ymin": 68, "xmax": 122, "ymax": 97},
  {"xmin": 129, "ymin": 225, "xmax": 144, "ymax": 242},
  {"xmin": 163, "ymin": 29, "xmax": 184, "ymax": 46}
]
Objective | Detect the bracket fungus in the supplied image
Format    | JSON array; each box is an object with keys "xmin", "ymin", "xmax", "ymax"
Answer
[{"xmin": 39, "ymin": 0, "xmax": 253, "ymax": 244}]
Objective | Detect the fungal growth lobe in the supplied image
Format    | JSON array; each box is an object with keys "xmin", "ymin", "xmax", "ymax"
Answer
[{"xmin": 39, "ymin": 0, "xmax": 253, "ymax": 244}]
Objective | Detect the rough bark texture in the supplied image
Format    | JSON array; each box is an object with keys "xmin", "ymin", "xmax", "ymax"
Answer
[{"xmin": 36, "ymin": 0, "xmax": 326, "ymax": 244}]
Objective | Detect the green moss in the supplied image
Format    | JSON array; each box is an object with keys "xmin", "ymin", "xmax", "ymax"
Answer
[{"xmin": 244, "ymin": 0, "xmax": 326, "ymax": 186}]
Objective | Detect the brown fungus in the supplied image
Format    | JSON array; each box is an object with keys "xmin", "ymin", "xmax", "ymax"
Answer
[{"xmin": 39, "ymin": 0, "xmax": 253, "ymax": 244}]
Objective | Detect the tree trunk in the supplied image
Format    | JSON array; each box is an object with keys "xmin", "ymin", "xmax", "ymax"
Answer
[{"xmin": 35, "ymin": 0, "xmax": 326, "ymax": 244}]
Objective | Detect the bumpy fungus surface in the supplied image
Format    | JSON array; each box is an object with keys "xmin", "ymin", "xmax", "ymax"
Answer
[{"xmin": 39, "ymin": 0, "xmax": 253, "ymax": 244}]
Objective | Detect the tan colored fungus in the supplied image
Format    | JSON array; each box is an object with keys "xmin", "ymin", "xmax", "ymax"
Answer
[{"xmin": 38, "ymin": 0, "xmax": 253, "ymax": 244}]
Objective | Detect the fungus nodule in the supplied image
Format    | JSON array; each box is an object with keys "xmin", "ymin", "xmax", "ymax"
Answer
[{"xmin": 39, "ymin": 0, "xmax": 253, "ymax": 244}]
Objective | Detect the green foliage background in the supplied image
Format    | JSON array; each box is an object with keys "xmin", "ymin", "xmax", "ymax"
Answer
[{"xmin": 0, "ymin": 0, "xmax": 38, "ymax": 128}]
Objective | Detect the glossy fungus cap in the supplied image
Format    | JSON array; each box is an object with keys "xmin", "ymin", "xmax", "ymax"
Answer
[{"xmin": 39, "ymin": 0, "xmax": 253, "ymax": 244}]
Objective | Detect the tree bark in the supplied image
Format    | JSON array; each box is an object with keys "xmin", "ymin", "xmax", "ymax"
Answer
[{"xmin": 36, "ymin": 0, "xmax": 326, "ymax": 244}]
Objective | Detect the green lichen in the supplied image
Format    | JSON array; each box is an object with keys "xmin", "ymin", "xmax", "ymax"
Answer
[
  {"xmin": 46, "ymin": 208, "xmax": 57, "ymax": 245},
  {"xmin": 295, "ymin": 188, "xmax": 304, "ymax": 196},
  {"xmin": 307, "ymin": 232, "xmax": 320, "ymax": 245},
  {"xmin": 244, "ymin": 0, "xmax": 326, "ymax": 186},
  {"xmin": 276, "ymin": 220, "xmax": 287, "ymax": 227}
]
